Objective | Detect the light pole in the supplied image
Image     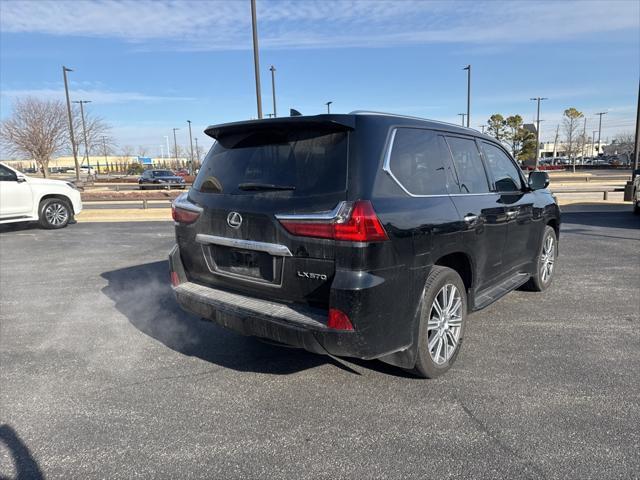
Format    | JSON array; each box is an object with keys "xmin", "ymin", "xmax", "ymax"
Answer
[
  {"xmin": 479, "ymin": 125, "xmax": 486, "ymax": 134},
  {"xmin": 458, "ymin": 113, "xmax": 466, "ymax": 126},
  {"xmin": 102, "ymin": 135, "xmax": 108, "ymax": 173},
  {"xmin": 250, "ymin": 0, "xmax": 263, "ymax": 119},
  {"xmin": 194, "ymin": 137, "xmax": 200, "ymax": 168},
  {"xmin": 530, "ymin": 97, "xmax": 548, "ymax": 170},
  {"xmin": 592, "ymin": 130, "xmax": 598, "ymax": 157},
  {"xmin": 269, "ymin": 65, "xmax": 277, "ymax": 117},
  {"xmin": 72, "ymin": 100, "xmax": 91, "ymax": 168},
  {"xmin": 187, "ymin": 120, "xmax": 195, "ymax": 174},
  {"xmin": 325, "ymin": 101, "xmax": 332, "ymax": 114},
  {"xmin": 463, "ymin": 65, "xmax": 471, "ymax": 127},
  {"xmin": 62, "ymin": 66, "xmax": 80, "ymax": 180},
  {"xmin": 164, "ymin": 136, "xmax": 170, "ymax": 162},
  {"xmin": 172, "ymin": 128, "xmax": 180, "ymax": 165},
  {"xmin": 595, "ymin": 111, "xmax": 607, "ymax": 155}
]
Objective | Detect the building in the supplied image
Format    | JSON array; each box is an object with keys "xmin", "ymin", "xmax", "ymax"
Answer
[{"xmin": 539, "ymin": 140, "xmax": 608, "ymax": 158}]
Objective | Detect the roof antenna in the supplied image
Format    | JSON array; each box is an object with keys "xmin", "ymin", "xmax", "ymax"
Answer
[{"xmin": 290, "ymin": 108, "xmax": 302, "ymax": 117}]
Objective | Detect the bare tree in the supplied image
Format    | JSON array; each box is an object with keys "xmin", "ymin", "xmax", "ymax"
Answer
[
  {"xmin": 0, "ymin": 97, "xmax": 68, "ymax": 177},
  {"xmin": 562, "ymin": 107, "xmax": 584, "ymax": 173},
  {"xmin": 137, "ymin": 146, "xmax": 148, "ymax": 157}
]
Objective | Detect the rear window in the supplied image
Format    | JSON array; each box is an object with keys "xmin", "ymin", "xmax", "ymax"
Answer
[{"xmin": 194, "ymin": 129, "xmax": 348, "ymax": 196}]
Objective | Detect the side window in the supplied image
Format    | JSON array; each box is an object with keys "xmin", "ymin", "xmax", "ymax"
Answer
[
  {"xmin": 0, "ymin": 165, "xmax": 17, "ymax": 181},
  {"xmin": 481, "ymin": 142, "xmax": 523, "ymax": 192},
  {"xmin": 387, "ymin": 128, "xmax": 451, "ymax": 195},
  {"xmin": 445, "ymin": 137, "xmax": 490, "ymax": 194}
]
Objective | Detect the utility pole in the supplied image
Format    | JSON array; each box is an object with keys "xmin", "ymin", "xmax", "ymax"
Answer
[
  {"xmin": 595, "ymin": 111, "xmax": 607, "ymax": 156},
  {"xmin": 592, "ymin": 131, "xmax": 598, "ymax": 157},
  {"xmin": 530, "ymin": 97, "xmax": 548, "ymax": 170},
  {"xmin": 552, "ymin": 125, "xmax": 560, "ymax": 162},
  {"xmin": 172, "ymin": 128, "xmax": 180, "ymax": 165},
  {"xmin": 479, "ymin": 125, "xmax": 486, "ymax": 134},
  {"xmin": 72, "ymin": 100, "xmax": 91, "ymax": 168},
  {"xmin": 102, "ymin": 136, "xmax": 108, "ymax": 173},
  {"xmin": 580, "ymin": 117, "xmax": 587, "ymax": 162},
  {"xmin": 269, "ymin": 65, "xmax": 277, "ymax": 117},
  {"xmin": 325, "ymin": 101, "xmax": 332, "ymax": 114},
  {"xmin": 187, "ymin": 120, "xmax": 195, "ymax": 174},
  {"xmin": 633, "ymin": 79, "xmax": 640, "ymax": 178},
  {"xmin": 458, "ymin": 113, "xmax": 466, "ymax": 126},
  {"xmin": 62, "ymin": 66, "xmax": 80, "ymax": 180},
  {"xmin": 250, "ymin": 0, "xmax": 263, "ymax": 119},
  {"xmin": 463, "ymin": 65, "xmax": 471, "ymax": 127}
]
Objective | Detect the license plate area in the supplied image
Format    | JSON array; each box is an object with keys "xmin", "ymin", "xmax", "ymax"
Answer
[{"xmin": 202, "ymin": 245, "xmax": 284, "ymax": 286}]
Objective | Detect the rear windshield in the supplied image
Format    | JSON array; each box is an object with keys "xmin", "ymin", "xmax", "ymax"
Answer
[
  {"xmin": 194, "ymin": 129, "xmax": 348, "ymax": 195},
  {"xmin": 153, "ymin": 170, "xmax": 174, "ymax": 177}
]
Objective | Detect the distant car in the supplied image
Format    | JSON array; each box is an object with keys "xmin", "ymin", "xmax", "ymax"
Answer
[
  {"xmin": 0, "ymin": 162, "xmax": 82, "ymax": 228},
  {"xmin": 174, "ymin": 169, "xmax": 190, "ymax": 177},
  {"xmin": 138, "ymin": 169, "xmax": 186, "ymax": 189},
  {"xmin": 80, "ymin": 166, "xmax": 96, "ymax": 175}
]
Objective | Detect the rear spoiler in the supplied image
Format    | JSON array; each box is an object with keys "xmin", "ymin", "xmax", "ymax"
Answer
[{"xmin": 204, "ymin": 114, "xmax": 356, "ymax": 141}]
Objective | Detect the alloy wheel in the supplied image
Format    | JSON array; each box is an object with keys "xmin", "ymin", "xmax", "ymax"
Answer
[
  {"xmin": 45, "ymin": 203, "xmax": 69, "ymax": 226},
  {"xmin": 540, "ymin": 234, "xmax": 555, "ymax": 283},
  {"xmin": 426, "ymin": 284, "xmax": 463, "ymax": 365}
]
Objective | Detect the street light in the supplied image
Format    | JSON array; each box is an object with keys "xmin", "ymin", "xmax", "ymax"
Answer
[
  {"xmin": 172, "ymin": 128, "xmax": 180, "ymax": 165},
  {"xmin": 269, "ymin": 65, "xmax": 277, "ymax": 118},
  {"xmin": 325, "ymin": 101, "xmax": 332, "ymax": 114},
  {"xmin": 463, "ymin": 65, "xmax": 471, "ymax": 127},
  {"xmin": 595, "ymin": 111, "xmax": 608, "ymax": 155},
  {"xmin": 250, "ymin": 0, "xmax": 263, "ymax": 119},
  {"xmin": 72, "ymin": 100, "xmax": 92, "ymax": 169},
  {"xmin": 187, "ymin": 120, "xmax": 195, "ymax": 174},
  {"xmin": 530, "ymin": 97, "xmax": 548, "ymax": 170},
  {"xmin": 62, "ymin": 66, "xmax": 80, "ymax": 180},
  {"xmin": 458, "ymin": 113, "xmax": 466, "ymax": 126}
]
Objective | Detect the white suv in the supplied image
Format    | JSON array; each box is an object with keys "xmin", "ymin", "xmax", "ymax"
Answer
[{"xmin": 0, "ymin": 162, "xmax": 83, "ymax": 229}]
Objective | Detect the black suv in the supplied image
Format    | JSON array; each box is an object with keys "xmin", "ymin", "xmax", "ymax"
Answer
[
  {"xmin": 169, "ymin": 112, "xmax": 560, "ymax": 377},
  {"xmin": 139, "ymin": 169, "xmax": 186, "ymax": 189}
]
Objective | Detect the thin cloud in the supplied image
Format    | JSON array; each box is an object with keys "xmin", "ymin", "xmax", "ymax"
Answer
[
  {"xmin": 0, "ymin": 88, "xmax": 194, "ymax": 104},
  {"xmin": 1, "ymin": 0, "xmax": 637, "ymax": 51}
]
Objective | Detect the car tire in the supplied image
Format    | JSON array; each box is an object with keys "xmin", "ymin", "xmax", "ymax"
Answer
[
  {"xmin": 38, "ymin": 198, "xmax": 71, "ymax": 229},
  {"xmin": 412, "ymin": 266, "xmax": 467, "ymax": 379},
  {"xmin": 522, "ymin": 225, "xmax": 557, "ymax": 292},
  {"xmin": 634, "ymin": 201, "xmax": 640, "ymax": 215}
]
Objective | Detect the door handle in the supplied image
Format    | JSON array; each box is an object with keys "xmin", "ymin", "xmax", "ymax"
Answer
[{"xmin": 464, "ymin": 214, "xmax": 478, "ymax": 224}]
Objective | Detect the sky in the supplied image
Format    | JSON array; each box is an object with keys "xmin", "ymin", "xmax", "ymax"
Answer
[{"xmin": 1, "ymin": 0, "xmax": 639, "ymax": 157}]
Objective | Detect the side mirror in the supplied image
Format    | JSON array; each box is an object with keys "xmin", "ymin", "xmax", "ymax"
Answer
[
  {"xmin": 528, "ymin": 171, "xmax": 549, "ymax": 190},
  {"xmin": 16, "ymin": 174, "xmax": 27, "ymax": 183}
]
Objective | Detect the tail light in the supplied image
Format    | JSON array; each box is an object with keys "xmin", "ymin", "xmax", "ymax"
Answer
[
  {"xmin": 277, "ymin": 200, "xmax": 388, "ymax": 242},
  {"xmin": 172, "ymin": 205, "xmax": 200, "ymax": 224},
  {"xmin": 170, "ymin": 271, "xmax": 180, "ymax": 287},
  {"xmin": 328, "ymin": 308, "xmax": 354, "ymax": 331}
]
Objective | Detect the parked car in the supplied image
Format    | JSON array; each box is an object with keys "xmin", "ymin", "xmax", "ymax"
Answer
[
  {"xmin": 174, "ymin": 169, "xmax": 190, "ymax": 177},
  {"xmin": 169, "ymin": 112, "xmax": 561, "ymax": 378},
  {"xmin": 138, "ymin": 169, "xmax": 186, "ymax": 189},
  {"xmin": 0, "ymin": 162, "xmax": 82, "ymax": 228}
]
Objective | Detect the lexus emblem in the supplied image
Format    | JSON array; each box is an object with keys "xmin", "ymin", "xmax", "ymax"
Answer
[{"xmin": 227, "ymin": 212, "xmax": 243, "ymax": 229}]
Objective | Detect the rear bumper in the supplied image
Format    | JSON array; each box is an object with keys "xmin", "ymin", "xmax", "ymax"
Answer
[{"xmin": 169, "ymin": 245, "xmax": 374, "ymax": 359}]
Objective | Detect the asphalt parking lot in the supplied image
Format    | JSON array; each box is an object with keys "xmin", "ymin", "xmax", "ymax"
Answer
[{"xmin": 1, "ymin": 206, "xmax": 639, "ymax": 479}]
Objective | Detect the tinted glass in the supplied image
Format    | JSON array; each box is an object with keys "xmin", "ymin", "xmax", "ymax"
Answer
[
  {"xmin": 153, "ymin": 170, "xmax": 174, "ymax": 177},
  {"xmin": 481, "ymin": 142, "xmax": 523, "ymax": 192},
  {"xmin": 194, "ymin": 129, "xmax": 348, "ymax": 196},
  {"xmin": 388, "ymin": 128, "xmax": 451, "ymax": 195},
  {"xmin": 445, "ymin": 137, "xmax": 490, "ymax": 194},
  {"xmin": 0, "ymin": 165, "xmax": 17, "ymax": 181}
]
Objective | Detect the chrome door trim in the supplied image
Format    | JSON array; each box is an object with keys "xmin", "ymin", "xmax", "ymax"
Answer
[{"xmin": 196, "ymin": 234, "xmax": 293, "ymax": 257}]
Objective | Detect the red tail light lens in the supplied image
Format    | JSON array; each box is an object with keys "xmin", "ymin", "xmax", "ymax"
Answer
[
  {"xmin": 278, "ymin": 200, "xmax": 388, "ymax": 242},
  {"xmin": 328, "ymin": 308, "xmax": 354, "ymax": 331},
  {"xmin": 170, "ymin": 271, "xmax": 180, "ymax": 287},
  {"xmin": 172, "ymin": 205, "xmax": 200, "ymax": 224}
]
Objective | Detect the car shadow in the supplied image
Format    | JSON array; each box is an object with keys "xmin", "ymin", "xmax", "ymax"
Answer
[
  {"xmin": 562, "ymin": 210, "xmax": 640, "ymax": 240},
  {"xmin": 0, "ymin": 222, "xmax": 40, "ymax": 234},
  {"xmin": 0, "ymin": 424, "xmax": 44, "ymax": 480},
  {"xmin": 100, "ymin": 261, "xmax": 412, "ymax": 377}
]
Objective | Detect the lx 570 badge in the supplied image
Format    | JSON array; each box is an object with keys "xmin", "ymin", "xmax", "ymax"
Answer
[{"xmin": 297, "ymin": 271, "xmax": 328, "ymax": 280}]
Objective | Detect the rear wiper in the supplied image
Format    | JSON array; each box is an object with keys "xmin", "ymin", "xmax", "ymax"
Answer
[{"xmin": 238, "ymin": 183, "xmax": 296, "ymax": 191}]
